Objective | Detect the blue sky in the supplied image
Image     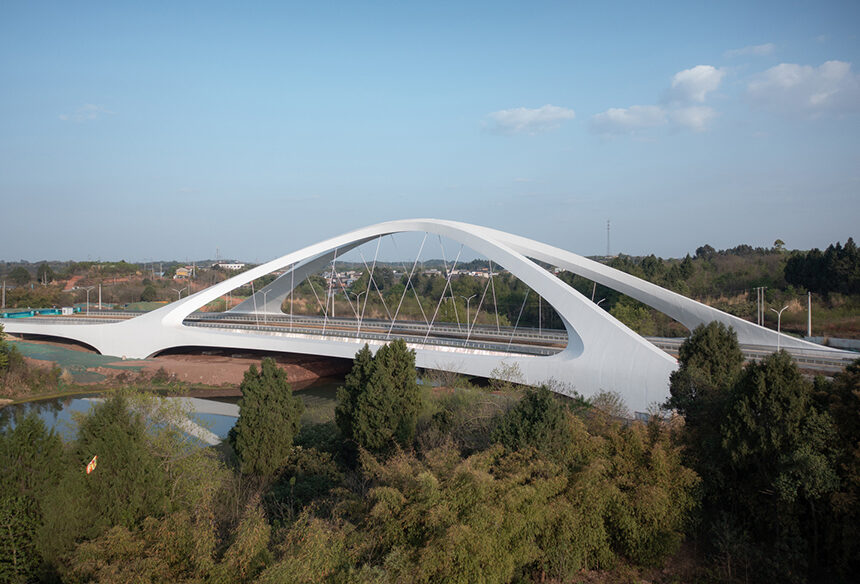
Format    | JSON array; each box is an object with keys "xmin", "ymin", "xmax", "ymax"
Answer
[{"xmin": 1, "ymin": 0, "xmax": 858, "ymax": 262}]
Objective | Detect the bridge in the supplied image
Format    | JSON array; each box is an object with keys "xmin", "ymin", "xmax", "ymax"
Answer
[{"xmin": 2, "ymin": 219, "xmax": 852, "ymax": 412}]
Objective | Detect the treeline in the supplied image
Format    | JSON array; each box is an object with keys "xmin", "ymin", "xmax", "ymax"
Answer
[{"xmin": 785, "ymin": 238, "xmax": 860, "ymax": 296}]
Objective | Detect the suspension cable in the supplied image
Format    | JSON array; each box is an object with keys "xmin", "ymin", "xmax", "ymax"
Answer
[
  {"xmin": 437, "ymin": 236, "xmax": 462, "ymax": 330},
  {"xmin": 391, "ymin": 235, "xmax": 430, "ymax": 326},
  {"xmin": 358, "ymin": 246, "xmax": 392, "ymax": 321},
  {"xmin": 322, "ymin": 247, "xmax": 338, "ymax": 335},
  {"xmin": 388, "ymin": 232, "xmax": 428, "ymax": 339},
  {"xmin": 489, "ymin": 260, "xmax": 501, "ymax": 333},
  {"xmin": 424, "ymin": 243, "xmax": 463, "ymax": 343},
  {"xmin": 465, "ymin": 271, "xmax": 493, "ymax": 343},
  {"xmin": 359, "ymin": 237, "xmax": 382, "ymax": 332},
  {"xmin": 305, "ymin": 269, "xmax": 328, "ymax": 318},
  {"xmin": 507, "ymin": 288, "xmax": 531, "ymax": 350}
]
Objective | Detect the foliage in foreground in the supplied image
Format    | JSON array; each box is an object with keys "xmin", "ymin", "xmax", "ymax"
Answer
[
  {"xmin": 6, "ymin": 332, "xmax": 857, "ymax": 583},
  {"xmin": 668, "ymin": 321, "xmax": 860, "ymax": 582},
  {"xmin": 0, "ymin": 343, "xmax": 703, "ymax": 583}
]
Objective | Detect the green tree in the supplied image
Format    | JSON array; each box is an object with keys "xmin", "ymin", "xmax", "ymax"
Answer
[
  {"xmin": 38, "ymin": 394, "xmax": 171, "ymax": 565},
  {"xmin": 819, "ymin": 359, "xmax": 860, "ymax": 580},
  {"xmin": 8, "ymin": 267, "xmax": 30, "ymax": 286},
  {"xmin": 719, "ymin": 351, "xmax": 839, "ymax": 578},
  {"xmin": 667, "ymin": 322, "xmax": 744, "ymax": 420},
  {"xmin": 36, "ymin": 263, "xmax": 54, "ymax": 284},
  {"xmin": 230, "ymin": 358, "xmax": 304, "ymax": 477},
  {"xmin": 140, "ymin": 285, "xmax": 157, "ymax": 302},
  {"xmin": 492, "ymin": 386, "xmax": 575, "ymax": 461},
  {"xmin": 0, "ymin": 412, "xmax": 63, "ymax": 583},
  {"xmin": 610, "ymin": 297, "xmax": 656, "ymax": 336},
  {"xmin": 335, "ymin": 339, "xmax": 421, "ymax": 454}
]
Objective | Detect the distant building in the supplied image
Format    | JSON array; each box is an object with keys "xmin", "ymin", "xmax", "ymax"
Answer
[
  {"xmin": 174, "ymin": 267, "xmax": 191, "ymax": 279},
  {"xmin": 215, "ymin": 262, "xmax": 246, "ymax": 271}
]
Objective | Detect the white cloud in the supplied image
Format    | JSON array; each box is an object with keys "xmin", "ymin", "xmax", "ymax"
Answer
[
  {"xmin": 591, "ymin": 64, "xmax": 725, "ymax": 136},
  {"xmin": 485, "ymin": 104, "xmax": 575, "ymax": 134},
  {"xmin": 669, "ymin": 65, "xmax": 725, "ymax": 103},
  {"xmin": 671, "ymin": 106, "xmax": 717, "ymax": 132},
  {"xmin": 747, "ymin": 60, "xmax": 860, "ymax": 115},
  {"xmin": 589, "ymin": 105, "xmax": 666, "ymax": 134},
  {"xmin": 58, "ymin": 104, "xmax": 113, "ymax": 122},
  {"xmin": 724, "ymin": 43, "xmax": 776, "ymax": 58}
]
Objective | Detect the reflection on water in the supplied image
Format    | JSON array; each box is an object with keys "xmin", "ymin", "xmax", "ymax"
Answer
[
  {"xmin": 0, "ymin": 396, "xmax": 99, "ymax": 441},
  {"xmin": 1, "ymin": 377, "xmax": 345, "ymax": 443}
]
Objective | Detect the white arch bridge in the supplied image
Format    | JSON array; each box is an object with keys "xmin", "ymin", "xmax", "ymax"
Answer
[{"xmin": 2, "ymin": 219, "xmax": 847, "ymax": 412}]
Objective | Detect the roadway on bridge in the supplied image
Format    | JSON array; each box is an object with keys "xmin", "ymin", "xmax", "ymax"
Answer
[{"xmin": 4, "ymin": 309, "xmax": 856, "ymax": 374}]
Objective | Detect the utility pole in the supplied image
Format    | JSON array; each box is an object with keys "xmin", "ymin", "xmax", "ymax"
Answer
[
  {"xmin": 754, "ymin": 286, "xmax": 767, "ymax": 326},
  {"xmin": 1, "ymin": 280, "xmax": 5, "ymax": 309},
  {"xmin": 807, "ymin": 291, "xmax": 812, "ymax": 338},
  {"xmin": 98, "ymin": 284, "xmax": 102, "ymax": 310}
]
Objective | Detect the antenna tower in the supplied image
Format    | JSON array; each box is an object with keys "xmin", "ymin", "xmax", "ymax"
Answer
[{"xmin": 606, "ymin": 219, "xmax": 611, "ymax": 257}]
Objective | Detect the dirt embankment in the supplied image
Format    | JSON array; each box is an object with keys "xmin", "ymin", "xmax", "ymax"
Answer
[
  {"xmin": 9, "ymin": 335, "xmax": 351, "ymax": 393},
  {"xmin": 125, "ymin": 352, "xmax": 350, "ymax": 388}
]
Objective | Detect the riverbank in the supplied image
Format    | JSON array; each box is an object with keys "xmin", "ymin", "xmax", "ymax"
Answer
[{"xmin": 3, "ymin": 335, "xmax": 352, "ymax": 403}]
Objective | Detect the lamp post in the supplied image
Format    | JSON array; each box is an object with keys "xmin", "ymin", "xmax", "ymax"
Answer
[
  {"xmin": 351, "ymin": 290, "xmax": 367, "ymax": 333},
  {"xmin": 262, "ymin": 289, "xmax": 270, "ymax": 324},
  {"xmin": 171, "ymin": 287, "xmax": 187, "ymax": 302},
  {"xmin": 770, "ymin": 305, "xmax": 789, "ymax": 351},
  {"xmin": 83, "ymin": 286, "xmax": 95, "ymax": 316},
  {"xmin": 596, "ymin": 298, "xmax": 606, "ymax": 307},
  {"xmin": 460, "ymin": 294, "xmax": 476, "ymax": 331}
]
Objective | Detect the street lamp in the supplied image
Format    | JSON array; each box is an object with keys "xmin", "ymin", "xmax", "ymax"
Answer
[
  {"xmin": 460, "ymin": 294, "xmax": 476, "ymax": 331},
  {"xmin": 83, "ymin": 286, "xmax": 95, "ymax": 316},
  {"xmin": 596, "ymin": 298, "xmax": 606, "ymax": 307},
  {"xmin": 770, "ymin": 305, "xmax": 789, "ymax": 351},
  {"xmin": 171, "ymin": 287, "xmax": 187, "ymax": 302},
  {"xmin": 351, "ymin": 290, "xmax": 367, "ymax": 333}
]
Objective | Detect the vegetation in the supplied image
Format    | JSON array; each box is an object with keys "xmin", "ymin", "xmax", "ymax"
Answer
[
  {"xmin": 785, "ymin": 237, "xmax": 860, "ymax": 296},
  {"xmin": 667, "ymin": 321, "xmax": 859, "ymax": 582},
  {"xmin": 0, "ymin": 341, "xmax": 713, "ymax": 583},
  {"xmin": 0, "ymin": 325, "xmax": 65, "ymax": 398},
  {"xmin": 335, "ymin": 339, "xmax": 422, "ymax": 454},
  {"xmin": 230, "ymin": 357, "xmax": 304, "ymax": 477}
]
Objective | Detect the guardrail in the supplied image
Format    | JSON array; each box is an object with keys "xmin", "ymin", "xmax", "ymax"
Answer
[{"xmin": 184, "ymin": 320, "xmax": 560, "ymax": 357}]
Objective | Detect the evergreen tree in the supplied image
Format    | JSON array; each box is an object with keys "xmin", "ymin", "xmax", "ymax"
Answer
[
  {"xmin": 140, "ymin": 285, "xmax": 157, "ymax": 302},
  {"xmin": 335, "ymin": 339, "xmax": 421, "ymax": 454},
  {"xmin": 720, "ymin": 351, "xmax": 839, "ymax": 578},
  {"xmin": 230, "ymin": 358, "xmax": 304, "ymax": 477},
  {"xmin": 0, "ymin": 412, "xmax": 63, "ymax": 583}
]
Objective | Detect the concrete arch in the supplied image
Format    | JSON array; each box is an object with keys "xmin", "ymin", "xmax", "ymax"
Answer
[{"xmin": 1, "ymin": 218, "xmax": 832, "ymax": 411}]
